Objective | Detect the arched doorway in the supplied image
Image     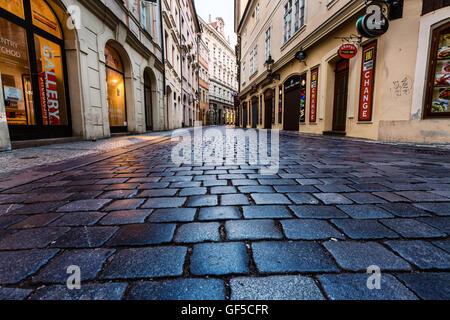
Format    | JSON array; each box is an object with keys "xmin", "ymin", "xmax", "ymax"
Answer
[
  {"xmin": 143, "ymin": 68, "xmax": 157, "ymax": 131},
  {"xmin": 264, "ymin": 89, "xmax": 274, "ymax": 129},
  {"xmin": 105, "ymin": 44, "xmax": 127, "ymax": 133},
  {"xmin": 283, "ymin": 75, "xmax": 301, "ymax": 131},
  {"xmin": 1, "ymin": 0, "xmax": 71, "ymax": 140}
]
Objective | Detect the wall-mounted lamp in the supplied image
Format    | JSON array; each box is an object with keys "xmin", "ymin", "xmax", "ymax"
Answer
[
  {"xmin": 264, "ymin": 55, "xmax": 280, "ymax": 81},
  {"xmin": 295, "ymin": 50, "xmax": 307, "ymax": 66}
]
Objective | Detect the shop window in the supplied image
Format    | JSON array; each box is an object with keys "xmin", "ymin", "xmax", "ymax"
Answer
[
  {"xmin": 0, "ymin": 18, "xmax": 33, "ymax": 125},
  {"xmin": 34, "ymin": 34, "xmax": 68, "ymax": 125},
  {"xmin": 0, "ymin": 0, "xmax": 70, "ymax": 140},
  {"xmin": 30, "ymin": 0, "xmax": 62, "ymax": 39},
  {"xmin": 0, "ymin": 0, "xmax": 25, "ymax": 19},
  {"xmin": 105, "ymin": 44, "xmax": 127, "ymax": 129},
  {"xmin": 424, "ymin": 23, "xmax": 450, "ymax": 117},
  {"xmin": 422, "ymin": 0, "xmax": 450, "ymax": 15}
]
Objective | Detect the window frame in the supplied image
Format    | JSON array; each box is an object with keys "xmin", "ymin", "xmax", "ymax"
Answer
[
  {"xmin": 0, "ymin": 0, "xmax": 72, "ymax": 139},
  {"xmin": 423, "ymin": 22, "xmax": 450, "ymax": 118}
]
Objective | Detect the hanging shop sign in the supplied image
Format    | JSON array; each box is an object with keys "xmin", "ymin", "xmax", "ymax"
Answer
[
  {"xmin": 309, "ymin": 68, "xmax": 318, "ymax": 123},
  {"xmin": 359, "ymin": 41, "xmax": 377, "ymax": 121},
  {"xmin": 338, "ymin": 44, "xmax": 358, "ymax": 59},
  {"xmin": 356, "ymin": 4, "xmax": 389, "ymax": 39}
]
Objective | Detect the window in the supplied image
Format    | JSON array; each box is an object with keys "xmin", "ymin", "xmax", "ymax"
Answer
[
  {"xmin": 422, "ymin": 0, "xmax": 450, "ymax": 15},
  {"xmin": 294, "ymin": 0, "xmax": 305, "ymax": 32},
  {"xmin": 424, "ymin": 22, "xmax": 450, "ymax": 117},
  {"xmin": 283, "ymin": 0, "xmax": 292, "ymax": 43},
  {"xmin": 105, "ymin": 45, "xmax": 127, "ymax": 128},
  {"xmin": 140, "ymin": 0, "xmax": 153, "ymax": 34},
  {"xmin": 0, "ymin": 0, "xmax": 25, "ymax": 19},
  {"xmin": 0, "ymin": 0, "xmax": 70, "ymax": 138},
  {"xmin": 30, "ymin": 0, "xmax": 62, "ymax": 39},
  {"xmin": 265, "ymin": 27, "xmax": 271, "ymax": 62},
  {"xmin": 255, "ymin": 2, "xmax": 260, "ymax": 22},
  {"xmin": 250, "ymin": 45, "xmax": 258, "ymax": 76},
  {"xmin": 283, "ymin": 0, "xmax": 305, "ymax": 44}
]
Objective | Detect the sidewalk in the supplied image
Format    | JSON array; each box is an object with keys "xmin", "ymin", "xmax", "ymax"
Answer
[{"xmin": 0, "ymin": 131, "xmax": 176, "ymax": 181}]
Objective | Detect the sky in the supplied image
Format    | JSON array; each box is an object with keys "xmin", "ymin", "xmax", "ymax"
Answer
[{"xmin": 194, "ymin": 0, "xmax": 237, "ymax": 47}]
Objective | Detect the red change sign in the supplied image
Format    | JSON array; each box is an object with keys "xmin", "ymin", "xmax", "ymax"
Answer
[
  {"xmin": 338, "ymin": 44, "xmax": 358, "ymax": 59},
  {"xmin": 309, "ymin": 68, "xmax": 318, "ymax": 123},
  {"xmin": 359, "ymin": 41, "xmax": 377, "ymax": 121}
]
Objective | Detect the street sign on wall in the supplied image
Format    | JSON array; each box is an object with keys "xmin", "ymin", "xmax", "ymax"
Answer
[{"xmin": 359, "ymin": 41, "xmax": 377, "ymax": 121}]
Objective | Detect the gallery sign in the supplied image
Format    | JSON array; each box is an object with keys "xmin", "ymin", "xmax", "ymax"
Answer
[
  {"xmin": 359, "ymin": 41, "xmax": 377, "ymax": 121},
  {"xmin": 338, "ymin": 44, "xmax": 358, "ymax": 60},
  {"xmin": 309, "ymin": 68, "xmax": 318, "ymax": 123},
  {"xmin": 39, "ymin": 45, "xmax": 61, "ymax": 125}
]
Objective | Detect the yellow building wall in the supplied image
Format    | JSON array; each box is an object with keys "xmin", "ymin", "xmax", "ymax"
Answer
[{"xmin": 240, "ymin": 0, "xmax": 450, "ymax": 144}]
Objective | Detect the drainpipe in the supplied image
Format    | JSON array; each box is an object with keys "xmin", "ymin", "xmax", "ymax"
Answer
[
  {"xmin": 158, "ymin": 0, "xmax": 167, "ymax": 131},
  {"xmin": 179, "ymin": 7, "xmax": 184, "ymax": 127},
  {"xmin": 159, "ymin": 0, "xmax": 165, "ymax": 96}
]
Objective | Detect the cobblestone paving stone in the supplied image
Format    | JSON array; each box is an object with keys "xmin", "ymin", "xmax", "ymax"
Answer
[{"xmin": 0, "ymin": 127, "xmax": 449, "ymax": 300}]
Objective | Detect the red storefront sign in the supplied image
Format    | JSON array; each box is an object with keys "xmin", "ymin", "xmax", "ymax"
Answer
[
  {"xmin": 338, "ymin": 44, "xmax": 358, "ymax": 60},
  {"xmin": 309, "ymin": 68, "xmax": 318, "ymax": 123},
  {"xmin": 359, "ymin": 41, "xmax": 377, "ymax": 121}
]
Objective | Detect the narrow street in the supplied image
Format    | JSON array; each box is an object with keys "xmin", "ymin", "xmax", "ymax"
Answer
[{"xmin": 0, "ymin": 127, "xmax": 449, "ymax": 300}]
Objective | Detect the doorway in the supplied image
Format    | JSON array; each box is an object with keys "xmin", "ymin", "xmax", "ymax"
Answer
[
  {"xmin": 264, "ymin": 89, "xmax": 274, "ymax": 129},
  {"xmin": 143, "ymin": 69, "xmax": 153, "ymax": 131},
  {"xmin": 242, "ymin": 103, "xmax": 247, "ymax": 128},
  {"xmin": 105, "ymin": 44, "xmax": 127, "ymax": 133},
  {"xmin": 251, "ymin": 97, "xmax": 258, "ymax": 128},
  {"xmin": 332, "ymin": 59, "xmax": 349, "ymax": 132},
  {"xmin": 283, "ymin": 75, "xmax": 301, "ymax": 131}
]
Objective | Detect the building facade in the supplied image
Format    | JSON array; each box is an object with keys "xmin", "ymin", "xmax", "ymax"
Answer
[
  {"xmin": 198, "ymin": 37, "xmax": 210, "ymax": 125},
  {"xmin": 162, "ymin": 0, "xmax": 182, "ymax": 130},
  {"xmin": 179, "ymin": 0, "xmax": 200, "ymax": 127},
  {"xmin": 200, "ymin": 16, "xmax": 238, "ymax": 125},
  {"xmin": 235, "ymin": 0, "xmax": 450, "ymax": 144},
  {"xmin": 0, "ymin": 0, "xmax": 165, "ymax": 151}
]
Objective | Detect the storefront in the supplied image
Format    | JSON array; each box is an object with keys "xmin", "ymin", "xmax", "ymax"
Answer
[{"xmin": 0, "ymin": 0, "xmax": 70, "ymax": 140}]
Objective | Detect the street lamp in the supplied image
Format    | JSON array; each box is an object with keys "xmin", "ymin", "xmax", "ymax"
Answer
[{"xmin": 264, "ymin": 55, "xmax": 280, "ymax": 81}]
